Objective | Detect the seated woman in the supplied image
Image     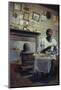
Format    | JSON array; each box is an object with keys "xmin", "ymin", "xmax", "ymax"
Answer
[{"xmin": 20, "ymin": 43, "xmax": 31, "ymax": 64}]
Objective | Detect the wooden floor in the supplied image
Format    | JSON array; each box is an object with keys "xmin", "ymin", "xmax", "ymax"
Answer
[{"xmin": 9, "ymin": 66, "xmax": 59, "ymax": 88}]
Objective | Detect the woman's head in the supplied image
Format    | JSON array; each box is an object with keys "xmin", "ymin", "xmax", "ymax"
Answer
[
  {"xmin": 46, "ymin": 29, "xmax": 53, "ymax": 37},
  {"xmin": 23, "ymin": 43, "xmax": 30, "ymax": 51}
]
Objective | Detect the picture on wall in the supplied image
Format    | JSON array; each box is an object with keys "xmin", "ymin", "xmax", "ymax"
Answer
[
  {"xmin": 23, "ymin": 12, "xmax": 29, "ymax": 21},
  {"xmin": 32, "ymin": 12, "xmax": 40, "ymax": 22},
  {"xmin": 14, "ymin": 2, "xmax": 22, "ymax": 11},
  {"xmin": 23, "ymin": 20, "xmax": 29, "ymax": 30}
]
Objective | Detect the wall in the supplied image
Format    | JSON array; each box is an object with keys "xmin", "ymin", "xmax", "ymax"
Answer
[
  {"xmin": 9, "ymin": 2, "xmax": 59, "ymax": 62},
  {"xmin": 9, "ymin": 34, "xmax": 36, "ymax": 62},
  {"xmin": 10, "ymin": 36, "xmax": 36, "ymax": 52}
]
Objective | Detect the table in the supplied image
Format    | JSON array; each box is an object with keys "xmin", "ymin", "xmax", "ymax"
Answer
[{"xmin": 33, "ymin": 53, "xmax": 56, "ymax": 74}]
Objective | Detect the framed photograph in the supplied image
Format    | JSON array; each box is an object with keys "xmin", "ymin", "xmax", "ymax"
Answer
[
  {"xmin": 32, "ymin": 12, "xmax": 40, "ymax": 22},
  {"xmin": 14, "ymin": 2, "xmax": 22, "ymax": 11},
  {"xmin": 23, "ymin": 20, "xmax": 29, "ymax": 30},
  {"xmin": 23, "ymin": 12, "xmax": 29, "ymax": 21}
]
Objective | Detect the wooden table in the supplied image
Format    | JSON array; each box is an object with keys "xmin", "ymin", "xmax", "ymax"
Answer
[{"xmin": 33, "ymin": 53, "xmax": 58, "ymax": 73}]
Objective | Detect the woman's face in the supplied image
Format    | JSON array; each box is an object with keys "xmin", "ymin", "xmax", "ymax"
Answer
[{"xmin": 47, "ymin": 30, "xmax": 53, "ymax": 37}]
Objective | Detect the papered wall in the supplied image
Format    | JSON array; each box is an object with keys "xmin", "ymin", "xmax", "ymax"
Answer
[
  {"xmin": 9, "ymin": 34, "xmax": 36, "ymax": 62},
  {"xmin": 10, "ymin": 35, "xmax": 36, "ymax": 52}
]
